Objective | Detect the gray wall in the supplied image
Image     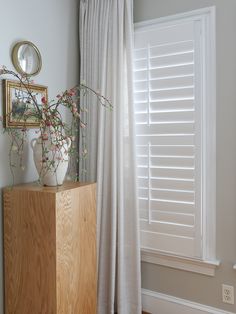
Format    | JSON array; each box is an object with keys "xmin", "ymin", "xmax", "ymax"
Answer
[
  {"xmin": 0, "ymin": 0, "xmax": 79, "ymax": 312},
  {"xmin": 134, "ymin": 0, "xmax": 236, "ymax": 312}
]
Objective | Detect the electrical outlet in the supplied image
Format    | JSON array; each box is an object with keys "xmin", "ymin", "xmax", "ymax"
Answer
[{"xmin": 222, "ymin": 284, "xmax": 234, "ymax": 304}]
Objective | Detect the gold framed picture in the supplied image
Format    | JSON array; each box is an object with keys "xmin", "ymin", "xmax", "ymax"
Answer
[{"xmin": 3, "ymin": 79, "xmax": 48, "ymax": 128}]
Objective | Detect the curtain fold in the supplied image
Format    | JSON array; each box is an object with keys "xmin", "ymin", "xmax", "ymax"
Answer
[{"xmin": 79, "ymin": 1, "xmax": 141, "ymax": 313}]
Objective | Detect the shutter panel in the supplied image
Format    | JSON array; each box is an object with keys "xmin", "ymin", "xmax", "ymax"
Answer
[{"xmin": 134, "ymin": 20, "xmax": 203, "ymax": 258}]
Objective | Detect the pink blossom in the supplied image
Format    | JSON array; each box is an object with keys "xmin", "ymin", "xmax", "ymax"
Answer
[
  {"xmin": 42, "ymin": 133, "xmax": 48, "ymax": 140},
  {"xmin": 41, "ymin": 96, "xmax": 47, "ymax": 104},
  {"xmin": 69, "ymin": 89, "xmax": 76, "ymax": 96}
]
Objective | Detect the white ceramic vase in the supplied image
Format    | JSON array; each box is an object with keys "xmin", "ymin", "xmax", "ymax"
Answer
[{"xmin": 30, "ymin": 133, "xmax": 71, "ymax": 186}]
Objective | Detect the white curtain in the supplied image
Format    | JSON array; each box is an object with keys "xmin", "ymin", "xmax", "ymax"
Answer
[{"xmin": 79, "ymin": 1, "xmax": 142, "ymax": 313}]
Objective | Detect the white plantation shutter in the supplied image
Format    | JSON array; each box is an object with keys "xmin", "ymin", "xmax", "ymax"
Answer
[{"xmin": 134, "ymin": 19, "xmax": 205, "ymax": 258}]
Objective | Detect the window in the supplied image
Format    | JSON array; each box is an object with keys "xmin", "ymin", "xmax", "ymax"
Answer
[{"xmin": 134, "ymin": 8, "xmax": 216, "ymax": 267}]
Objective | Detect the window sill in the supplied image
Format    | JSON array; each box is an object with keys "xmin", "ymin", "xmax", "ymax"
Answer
[{"xmin": 141, "ymin": 248, "xmax": 220, "ymax": 277}]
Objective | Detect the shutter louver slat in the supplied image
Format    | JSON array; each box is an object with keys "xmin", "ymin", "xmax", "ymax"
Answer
[
  {"xmin": 135, "ymin": 59, "xmax": 148, "ymax": 70},
  {"xmin": 134, "ymin": 70, "xmax": 148, "ymax": 81},
  {"xmin": 134, "ymin": 48, "xmax": 147, "ymax": 60},
  {"xmin": 136, "ymin": 135, "xmax": 194, "ymax": 146},
  {"xmin": 151, "ymin": 189, "xmax": 195, "ymax": 203},
  {"xmin": 150, "ymin": 64, "xmax": 194, "ymax": 80},
  {"xmin": 138, "ymin": 177, "xmax": 195, "ymax": 191},
  {"xmin": 136, "ymin": 123, "xmax": 195, "ymax": 135},
  {"xmin": 139, "ymin": 209, "xmax": 195, "ymax": 225},
  {"xmin": 150, "ymin": 99, "xmax": 194, "ymax": 111},
  {"xmin": 150, "ymin": 87, "xmax": 194, "ymax": 100},
  {"xmin": 136, "ymin": 145, "xmax": 194, "ymax": 156},
  {"xmin": 137, "ymin": 156, "xmax": 195, "ymax": 168},
  {"xmin": 150, "ymin": 75, "xmax": 194, "ymax": 90},
  {"xmin": 138, "ymin": 167, "xmax": 195, "ymax": 181},
  {"xmin": 140, "ymin": 220, "xmax": 195, "ymax": 238},
  {"xmin": 149, "ymin": 40, "xmax": 194, "ymax": 57},
  {"xmin": 138, "ymin": 198, "xmax": 195, "ymax": 213},
  {"xmin": 150, "ymin": 167, "xmax": 195, "ymax": 180},
  {"xmin": 150, "ymin": 110, "xmax": 194, "ymax": 122},
  {"xmin": 150, "ymin": 52, "xmax": 194, "ymax": 68}
]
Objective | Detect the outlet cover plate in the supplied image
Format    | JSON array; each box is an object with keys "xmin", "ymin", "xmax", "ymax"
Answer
[{"xmin": 222, "ymin": 284, "xmax": 234, "ymax": 305}]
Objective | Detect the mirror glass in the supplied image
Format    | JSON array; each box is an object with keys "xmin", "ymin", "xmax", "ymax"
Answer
[{"xmin": 12, "ymin": 41, "xmax": 42, "ymax": 76}]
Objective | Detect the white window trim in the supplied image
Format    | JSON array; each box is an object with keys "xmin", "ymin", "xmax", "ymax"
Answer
[
  {"xmin": 135, "ymin": 6, "xmax": 218, "ymax": 274},
  {"xmin": 142, "ymin": 249, "xmax": 220, "ymax": 276}
]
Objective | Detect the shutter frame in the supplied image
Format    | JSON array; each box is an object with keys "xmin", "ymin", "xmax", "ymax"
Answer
[{"xmin": 134, "ymin": 15, "xmax": 209, "ymax": 259}]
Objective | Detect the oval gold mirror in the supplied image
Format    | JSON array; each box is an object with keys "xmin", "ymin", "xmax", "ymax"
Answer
[{"xmin": 12, "ymin": 41, "xmax": 42, "ymax": 76}]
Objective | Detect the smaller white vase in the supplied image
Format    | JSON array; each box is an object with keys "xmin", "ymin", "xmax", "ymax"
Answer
[{"xmin": 30, "ymin": 134, "xmax": 72, "ymax": 186}]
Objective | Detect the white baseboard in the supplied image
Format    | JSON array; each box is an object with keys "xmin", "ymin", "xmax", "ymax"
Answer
[{"xmin": 142, "ymin": 289, "xmax": 235, "ymax": 314}]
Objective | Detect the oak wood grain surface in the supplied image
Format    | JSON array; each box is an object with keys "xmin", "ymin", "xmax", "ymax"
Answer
[
  {"xmin": 3, "ymin": 182, "xmax": 96, "ymax": 314},
  {"xmin": 56, "ymin": 184, "xmax": 97, "ymax": 314}
]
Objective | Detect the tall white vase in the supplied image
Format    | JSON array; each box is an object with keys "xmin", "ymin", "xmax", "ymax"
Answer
[{"xmin": 30, "ymin": 134, "xmax": 72, "ymax": 186}]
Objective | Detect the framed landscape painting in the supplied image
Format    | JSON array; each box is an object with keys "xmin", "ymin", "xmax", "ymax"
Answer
[{"xmin": 3, "ymin": 79, "xmax": 48, "ymax": 128}]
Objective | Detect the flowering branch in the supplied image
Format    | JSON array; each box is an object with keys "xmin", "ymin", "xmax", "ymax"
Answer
[{"xmin": 0, "ymin": 66, "xmax": 112, "ymax": 185}]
